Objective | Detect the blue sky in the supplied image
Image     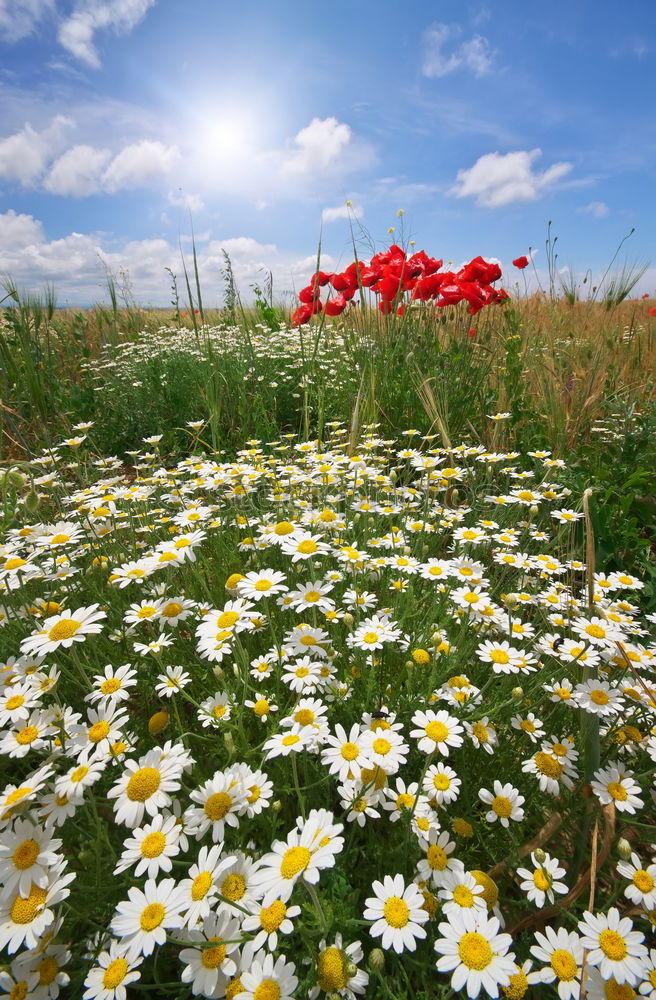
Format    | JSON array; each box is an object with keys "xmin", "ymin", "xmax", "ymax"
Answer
[{"xmin": 0, "ymin": 0, "xmax": 654, "ymax": 305}]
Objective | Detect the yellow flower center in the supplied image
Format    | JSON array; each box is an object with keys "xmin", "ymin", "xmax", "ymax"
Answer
[
  {"xmin": 202, "ymin": 938, "xmax": 227, "ymax": 969},
  {"xmin": 5, "ymin": 695, "xmax": 25, "ymax": 710},
  {"xmin": 13, "ymin": 839, "xmax": 40, "ymax": 870},
  {"xmin": 88, "ymin": 720, "xmax": 111, "ymax": 743},
  {"xmin": 127, "ymin": 767, "xmax": 161, "ymax": 801},
  {"xmin": 340, "ymin": 742, "xmax": 359, "ymax": 761},
  {"xmin": 492, "ymin": 795, "xmax": 513, "ymax": 818},
  {"xmin": 472, "ymin": 722, "xmax": 489, "ymax": 743},
  {"xmin": 205, "ymin": 792, "xmax": 232, "ymax": 820},
  {"xmin": 100, "ymin": 678, "xmax": 121, "ymax": 694},
  {"xmin": 502, "ymin": 968, "xmax": 529, "ymax": 999},
  {"xmin": 37, "ymin": 956, "xmax": 59, "ymax": 985},
  {"xmin": 298, "ymin": 540, "xmax": 318, "ymax": 554},
  {"xmin": 458, "ymin": 932, "xmax": 493, "ymax": 970},
  {"xmin": 604, "ymin": 980, "xmax": 637, "ymax": 1000},
  {"xmin": 16, "ymin": 726, "xmax": 39, "ymax": 745},
  {"xmin": 471, "ymin": 871, "xmax": 498, "ymax": 907},
  {"xmin": 10, "ymin": 884, "xmax": 47, "ymax": 924},
  {"xmin": 383, "ymin": 896, "xmax": 410, "ymax": 927},
  {"xmin": 590, "ymin": 689, "xmax": 609, "ymax": 705},
  {"xmin": 295, "ymin": 709, "xmax": 315, "ymax": 726},
  {"xmin": 427, "ymin": 845, "xmax": 448, "ymax": 871},
  {"xmin": 140, "ymin": 902, "xmax": 165, "ymax": 931},
  {"xmin": 317, "ymin": 947, "xmax": 349, "ymax": 992},
  {"xmin": 254, "ymin": 580, "xmax": 272, "ymax": 592},
  {"xmin": 217, "ymin": 611, "xmax": 239, "ymax": 628},
  {"xmin": 433, "ymin": 773, "xmax": 451, "ymax": 791},
  {"xmin": 253, "ymin": 699, "xmax": 270, "ymax": 717},
  {"xmin": 48, "ymin": 619, "xmax": 81, "ymax": 641},
  {"xmin": 533, "ymin": 868, "xmax": 551, "ymax": 891},
  {"xmin": 71, "ymin": 765, "xmax": 89, "ymax": 783},
  {"xmin": 275, "ymin": 521, "xmax": 294, "ymax": 535},
  {"xmin": 372, "ymin": 737, "xmax": 391, "ymax": 755},
  {"xmin": 103, "ymin": 959, "xmax": 128, "ymax": 989},
  {"xmin": 362, "ymin": 631, "xmax": 379, "ymax": 644},
  {"xmin": 213, "ymin": 705, "xmax": 227, "ymax": 718},
  {"xmin": 5, "ymin": 557, "xmax": 26, "ymax": 570},
  {"xmin": 490, "ymin": 650, "xmax": 510, "ymax": 664},
  {"xmin": 259, "ymin": 899, "xmax": 287, "ymax": 932},
  {"xmin": 247, "ymin": 785, "xmax": 260, "ymax": 803},
  {"xmin": 253, "ymin": 981, "xmax": 280, "ymax": 1000},
  {"xmin": 141, "ymin": 832, "xmax": 166, "ymax": 858},
  {"xmin": 222, "ymin": 873, "xmax": 246, "ymax": 901},
  {"xmin": 282, "ymin": 734, "xmax": 300, "ymax": 747},
  {"xmin": 191, "ymin": 871, "xmax": 213, "ymax": 901},
  {"xmin": 225, "ymin": 976, "xmax": 244, "ymax": 999},
  {"xmin": 304, "ymin": 590, "xmax": 321, "ymax": 603},
  {"xmin": 607, "ymin": 781, "xmax": 628, "ymax": 802},
  {"xmin": 280, "ymin": 846, "xmax": 311, "ymax": 880},
  {"xmin": 453, "ymin": 884, "xmax": 475, "ymax": 907},
  {"xmin": 633, "ymin": 870, "xmax": 654, "ymax": 893},
  {"xmin": 585, "ymin": 623, "xmax": 606, "ymax": 638},
  {"xmin": 396, "ymin": 793, "xmax": 415, "ymax": 811},
  {"xmin": 425, "ymin": 720, "xmax": 448, "ymax": 743},
  {"xmin": 534, "ymin": 752, "xmax": 563, "ymax": 778},
  {"xmin": 598, "ymin": 929, "xmax": 628, "ymax": 961}
]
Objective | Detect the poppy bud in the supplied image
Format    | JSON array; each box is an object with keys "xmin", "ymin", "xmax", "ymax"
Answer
[
  {"xmin": 24, "ymin": 490, "xmax": 41, "ymax": 515},
  {"xmin": 617, "ymin": 838, "xmax": 632, "ymax": 860}
]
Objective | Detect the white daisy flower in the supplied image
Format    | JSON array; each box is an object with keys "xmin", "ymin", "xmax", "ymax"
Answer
[
  {"xmin": 363, "ymin": 873, "xmax": 429, "ymax": 953},
  {"xmin": 577, "ymin": 907, "xmax": 648, "ymax": 986},
  {"xmin": 516, "ymin": 851, "xmax": 568, "ymax": 907},
  {"xmin": 434, "ymin": 908, "xmax": 516, "ymax": 998},
  {"xmin": 110, "ymin": 877, "xmax": 188, "ymax": 962}
]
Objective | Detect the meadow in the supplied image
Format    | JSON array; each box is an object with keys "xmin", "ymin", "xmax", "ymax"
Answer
[{"xmin": 0, "ymin": 246, "xmax": 655, "ymax": 1000}]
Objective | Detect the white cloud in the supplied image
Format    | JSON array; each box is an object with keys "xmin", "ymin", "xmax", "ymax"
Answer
[
  {"xmin": 0, "ymin": 210, "xmax": 45, "ymax": 249},
  {"xmin": 321, "ymin": 203, "xmax": 362, "ymax": 223},
  {"xmin": 422, "ymin": 23, "xmax": 494, "ymax": 78},
  {"xmin": 0, "ymin": 0, "xmax": 54, "ymax": 42},
  {"xmin": 102, "ymin": 140, "xmax": 179, "ymax": 191},
  {"xmin": 0, "ymin": 211, "xmax": 338, "ymax": 306},
  {"xmin": 577, "ymin": 201, "xmax": 609, "ymax": 218},
  {"xmin": 0, "ymin": 116, "xmax": 72, "ymax": 186},
  {"xmin": 451, "ymin": 149, "xmax": 572, "ymax": 207},
  {"xmin": 45, "ymin": 143, "xmax": 111, "ymax": 196},
  {"xmin": 282, "ymin": 117, "xmax": 354, "ymax": 177},
  {"xmin": 168, "ymin": 190, "xmax": 205, "ymax": 213},
  {"xmin": 58, "ymin": 0, "xmax": 157, "ymax": 68}
]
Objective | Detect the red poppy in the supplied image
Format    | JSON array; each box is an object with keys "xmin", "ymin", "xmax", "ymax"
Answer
[
  {"xmin": 647, "ymin": 306, "xmax": 656, "ymax": 317},
  {"xmin": 324, "ymin": 294, "xmax": 348, "ymax": 316},
  {"xmin": 468, "ymin": 327, "xmax": 476, "ymax": 339},
  {"xmin": 512, "ymin": 256, "xmax": 529, "ymax": 269}
]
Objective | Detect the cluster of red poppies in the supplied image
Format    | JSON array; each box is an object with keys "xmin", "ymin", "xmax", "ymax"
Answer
[{"xmin": 291, "ymin": 244, "xmax": 517, "ymax": 326}]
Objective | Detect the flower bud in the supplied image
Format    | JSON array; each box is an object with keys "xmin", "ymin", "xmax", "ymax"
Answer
[
  {"xmin": 530, "ymin": 504, "xmax": 539, "ymax": 515},
  {"xmin": 389, "ymin": 469, "xmax": 397, "ymax": 483},
  {"xmin": 617, "ymin": 837, "xmax": 632, "ymax": 860},
  {"xmin": 213, "ymin": 665, "xmax": 224, "ymax": 680},
  {"xmin": 343, "ymin": 612, "xmax": 354, "ymax": 627},
  {"xmin": 223, "ymin": 732, "xmax": 234, "ymax": 752},
  {"xmin": 533, "ymin": 848, "xmax": 547, "ymax": 864},
  {"xmin": 511, "ymin": 687, "xmax": 524, "ymax": 699},
  {"xmin": 148, "ymin": 710, "xmax": 169, "ymax": 735},
  {"xmin": 23, "ymin": 490, "xmax": 40, "ymax": 515},
  {"xmin": 368, "ymin": 949, "xmax": 385, "ymax": 972},
  {"xmin": 345, "ymin": 962, "xmax": 358, "ymax": 978},
  {"xmin": 272, "ymin": 800, "xmax": 282, "ymax": 813},
  {"xmin": 3, "ymin": 468, "xmax": 27, "ymax": 490}
]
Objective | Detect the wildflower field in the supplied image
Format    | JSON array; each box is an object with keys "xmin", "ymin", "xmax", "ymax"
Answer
[{"xmin": 1, "ymin": 246, "xmax": 656, "ymax": 1000}]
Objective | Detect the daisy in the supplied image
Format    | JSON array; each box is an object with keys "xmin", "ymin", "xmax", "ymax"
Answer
[
  {"xmin": 575, "ymin": 680, "xmax": 624, "ymax": 717},
  {"xmin": 237, "ymin": 569, "xmax": 288, "ymax": 602},
  {"xmin": 199, "ymin": 691, "xmax": 233, "ymax": 727},
  {"xmin": 0, "ymin": 861, "xmax": 75, "ymax": 954},
  {"xmin": 571, "ymin": 615, "xmax": 624, "ymax": 648},
  {"xmin": 286, "ymin": 580, "xmax": 335, "ymax": 613},
  {"xmin": 0, "ymin": 819, "xmax": 63, "ymax": 896},
  {"xmin": 240, "ymin": 953, "xmax": 298, "ymax": 1000},
  {"xmin": 241, "ymin": 899, "xmax": 301, "ymax": 953},
  {"xmin": 437, "ymin": 868, "xmax": 487, "ymax": 917},
  {"xmin": 0, "ymin": 681, "xmax": 40, "ymax": 726},
  {"xmin": 522, "ymin": 749, "xmax": 575, "ymax": 796},
  {"xmin": 229, "ymin": 765, "xmax": 274, "ymax": 819},
  {"xmin": 410, "ymin": 709, "xmax": 464, "ymax": 756},
  {"xmin": 281, "ymin": 657, "xmax": 324, "ymax": 693},
  {"xmin": 0, "ymin": 708, "xmax": 57, "ymax": 759},
  {"xmin": 516, "ymin": 852, "xmax": 568, "ymax": 907},
  {"xmin": 215, "ymin": 850, "xmax": 261, "ymax": 911},
  {"xmin": 591, "ymin": 764, "xmax": 644, "ymax": 814},
  {"xmin": 263, "ymin": 723, "xmax": 316, "ymax": 760},
  {"xmin": 178, "ymin": 844, "xmax": 230, "ymax": 928},
  {"xmin": 108, "ymin": 748, "xmax": 185, "ymax": 828},
  {"xmin": 123, "ymin": 598, "xmax": 166, "ymax": 626},
  {"xmin": 423, "ymin": 763, "xmax": 462, "ymax": 806},
  {"xmin": 382, "ymin": 778, "xmax": 419, "ymax": 822},
  {"xmin": 360, "ymin": 727, "xmax": 408, "ymax": 776},
  {"xmin": 510, "ymin": 713, "xmax": 545, "ymax": 743},
  {"xmin": 252, "ymin": 812, "xmax": 343, "ymax": 905},
  {"xmin": 114, "ymin": 812, "xmax": 182, "ymax": 878},
  {"xmin": 312, "ymin": 935, "xmax": 369, "ymax": 999},
  {"xmin": 54, "ymin": 757, "xmax": 107, "ymax": 801},
  {"xmin": 154, "ymin": 665, "xmax": 192, "ymax": 698},
  {"xmin": 478, "ymin": 781, "xmax": 525, "ymax": 828},
  {"xmin": 178, "ymin": 910, "xmax": 241, "ymax": 997},
  {"xmin": 187, "ymin": 771, "xmax": 248, "ymax": 842},
  {"xmin": 617, "ymin": 852, "xmax": 656, "ymax": 911},
  {"xmin": 416, "ymin": 828, "xmax": 460, "ymax": 888},
  {"xmin": 82, "ymin": 942, "xmax": 143, "ymax": 1000},
  {"xmin": 20, "ymin": 604, "xmax": 106, "ymax": 656},
  {"xmin": 578, "ymin": 907, "xmax": 648, "ymax": 986},
  {"xmin": 110, "ymin": 877, "xmax": 188, "ymax": 962},
  {"xmin": 347, "ymin": 615, "xmax": 402, "ymax": 652},
  {"xmin": 280, "ymin": 531, "xmax": 331, "ymax": 562},
  {"xmin": 340, "ymin": 780, "xmax": 382, "ymax": 826},
  {"xmin": 434, "ymin": 909, "xmax": 516, "ymax": 998},
  {"xmin": 321, "ymin": 724, "xmax": 372, "ymax": 783},
  {"xmin": 363, "ymin": 874, "xmax": 429, "ymax": 953},
  {"xmin": 528, "ymin": 926, "xmax": 583, "ymax": 1000},
  {"xmin": 466, "ymin": 718, "xmax": 498, "ymax": 755},
  {"xmin": 85, "ymin": 664, "xmax": 138, "ymax": 706},
  {"xmin": 476, "ymin": 639, "xmax": 524, "ymax": 672},
  {"xmin": 245, "ymin": 692, "xmax": 278, "ymax": 723}
]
